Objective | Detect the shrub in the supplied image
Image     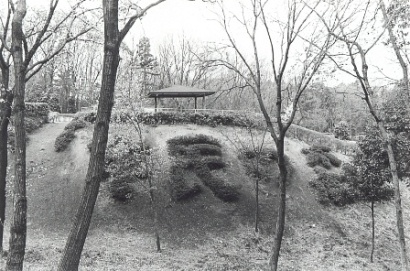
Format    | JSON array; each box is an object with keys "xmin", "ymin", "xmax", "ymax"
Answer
[
  {"xmin": 169, "ymin": 166, "xmax": 202, "ymax": 201},
  {"xmin": 267, "ymin": 149, "xmax": 278, "ymax": 160},
  {"xmin": 334, "ymin": 121, "xmax": 350, "ymax": 140},
  {"xmin": 306, "ymin": 152, "xmax": 331, "ymax": 169},
  {"xmin": 239, "ymin": 148, "xmax": 293, "ymax": 184},
  {"xmin": 310, "ymin": 144, "xmax": 331, "ymax": 153},
  {"xmin": 75, "ymin": 112, "xmax": 97, "ymax": 123},
  {"xmin": 25, "ymin": 117, "xmax": 44, "ymax": 133},
  {"xmin": 200, "ymin": 156, "xmax": 226, "ymax": 170},
  {"xmin": 167, "ymin": 134, "xmax": 221, "ymax": 147},
  {"xmin": 302, "ymin": 146, "xmax": 340, "ymax": 169},
  {"xmin": 55, "ymin": 129, "xmax": 76, "ymax": 152},
  {"xmin": 242, "ymin": 150, "xmax": 257, "ymax": 159},
  {"xmin": 167, "ymin": 134, "xmax": 239, "ymax": 201},
  {"xmin": 169, "ymin": 143, "xmax": 222, "ymax": 158},
  {"xmin": 195, "ymin": 167, "xmax": 239, "ymax": 202},
  {"xmin": 301, "ymin": 148, "xmax": 310, "ymax": 155},
  {"xmin": 54, "ymin": 119, "xmax": 87, "ymax": 152},
  {"xmin": 126, "ymin": 111, "xmax": 261, "ymax": 129},
  {"xmin": 64, "ymin": 119, "xmax": 87, "ymax": 131},
  {"xmin": 8, "ymin": 106, "xmax": 48, "ymax": 149},
  {"xmin": 83, "ymin": 112, "xmax": 97, "ymax": 123},
  {"xmin": 168, "ymin": 144, "xmax": 190, "ymax": 156},
  {"xmin": 191, "ymin": 144, "xmax": 222, "ymax": 156},
  {"xmin": 109, "ymin": 177, "xmax": 134, "ymax": 201},
  {"xmin": 323, "ymin": 152, "xmax": 342, "ymax": 167},
  {"xmin": 105, "ymin": 135, "xmax": 143, "ymax": 180},
  {"xmin": 309, "ymin": 172, "xmax": 357, "ymax": 206},
  {"xmin": 309, "ymin": 163, "xmax": 394, "ymax": 206},
  {"xmin": 25, "ymin": 102, "xmax": 49, "ymax": 119}
]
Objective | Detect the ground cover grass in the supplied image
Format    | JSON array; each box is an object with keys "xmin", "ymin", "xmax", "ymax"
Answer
[{"xmin": 0, "ymin": 123, "xmax": 408, "ymax": 270}]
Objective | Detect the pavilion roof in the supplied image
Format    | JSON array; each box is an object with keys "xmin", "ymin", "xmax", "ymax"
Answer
[{"xmin": 148, "ymin": 85, "xmax": 215, "ymax": 98}]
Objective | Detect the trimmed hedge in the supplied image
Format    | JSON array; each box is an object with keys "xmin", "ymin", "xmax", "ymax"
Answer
[
  {"xmin": 111, "ymin": 110, "xmax": 357, "ymax": 155},
  {"xmin": 167, "ymin": 134, "xmax": 221, "ymax": 147},
  {"xmin": 306, "ymin": 152, "xmax": 332, "ymax": 169},
  {"xmin": 169, "ymin": 166, "xmax": 202, "ymax": 201},
  {"xmin": 112, "ymin": 110, "xmax": 259, "ymax": 128},
  {"xmin": 310, "ymin": 144, "xmax": 331, "ymax": 153},
  {"xmin": 167, "ymin": 134, "xmax": 240, "ymax": 202},
  {"xmin": 323, "ymin": 152, "xmax": 342, "ymax": 167},
  {"xmin": 302, "ymin": 145, "xmax": 342, "ymax": 169},
  {"xmin": 75, "ymin": 111, "xmax": 97, "ymax": 123},
  {"xmin": 54, "ymin": 119, "xmax": 88, "ymax": 152},
  {"xmin": 200, "ymin": 156, "xmax": 226, "ymax": 170},
  {"xmin": 64, "ymin": 119, "xmax": 87, "ymax": 131},
  {"xmin": 25, "ymin": 102, "xmax": 49, "ymax": 119},
  {"xmin": 168, "ymin": 143, "xmax": 222, "ymax": 157},
  {"xmin": 54, "ymin": 129, "xmax": 76, "ymax": 152},
  {"xmin": 195, "ymin": 166, "xmax": 239, "ymax": 202}
]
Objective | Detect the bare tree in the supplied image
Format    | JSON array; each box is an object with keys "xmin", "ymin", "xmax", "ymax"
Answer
[
  {"xmin": 5, "ymin": 0, "xmax": 92, "ymax": 269},
  {"xmin": 8, "ymin": 2, "xmax": 27, "ymax": 270},
  {"xmin": 380, "ymin": 0, "xmax": 409, "ymax": 101},
  {"xmin": 312, "ymin": 0, "xmax": 409, "ymax": 269},
  {"xmin": 0, "ymin": 1, "xmax": 14, "ymax": 254},
  {"xmin": 57, "ymin": 1, "xmax": 168, "ymax": 270},
  {"xmin": 222, "ymin": 126, "xmax": 267, "ymax": 233},
  {"xmin": 209, "ymin": 0, "xmax": 335, "ymax": 269}
]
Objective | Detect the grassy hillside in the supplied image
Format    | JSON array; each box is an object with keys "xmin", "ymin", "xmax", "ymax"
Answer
[{"xmin": 0, "ymin": 122, "xmax": 409, "ymax": 270}]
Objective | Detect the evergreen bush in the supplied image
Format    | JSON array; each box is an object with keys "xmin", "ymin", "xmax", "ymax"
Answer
[
  {"xmin": 334, "ymin": 121, "xmax": 350, "ymax": 140},
  {"xmin": 167, "ymin": 134, "xmax": 240, "ymax": 202},
  {"xmin": 323, "ymin": 152, "xmax": 342, "ymax": 167},
  {"xmin": 169, "ymin": 165, "xmax": 202, "ymax": 201},
  {"xmin": 54, "ymin": 129, "xmax": 76, "ymax": 152},
  {"xmin": 302, "ymin": 146, "xmax": 342, "ymax": 169},
  {"xmin": 64, "ymin": 119, "xmax": 87, "ymax": 131},
  {"xmin": 109, "ymin": 176, "xmax": 134, "ymax": 202},
  {"xmin": 195, "ymin": 167, "xmax": 239, "ymax": 202},
  {"xmin": 54, "ymin": 119, "xmax": 88, "ymax": 152}
]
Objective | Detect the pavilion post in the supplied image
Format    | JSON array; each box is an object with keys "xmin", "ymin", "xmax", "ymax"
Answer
[
  {"xmin": 202, "ymin": 95, "xmax": 206, "ymax": 110},
  {"xmin": 154, "ymin": 96, "xmax": 158, "ymax": 112},
  {"xmin": 194, "ymin": 97, "xmax": 197, "ymax": 113}
]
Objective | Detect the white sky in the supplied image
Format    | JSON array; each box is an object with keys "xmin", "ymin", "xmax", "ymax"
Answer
[
  {"xmin": 3, "ymin": 0, "xmax": 404, "ymax": 86},
  {"xmin": 130, "ymin": 0, "xmax": 402, "ymax": 86},
  {"xmin": 132, "ymin": 0, "xmax": 222, "ymax": 46}
]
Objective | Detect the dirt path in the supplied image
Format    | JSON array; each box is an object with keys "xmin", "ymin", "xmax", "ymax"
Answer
[{"xmin": 22, "ymin": 121, "xmax": 89, "ymax": 232}]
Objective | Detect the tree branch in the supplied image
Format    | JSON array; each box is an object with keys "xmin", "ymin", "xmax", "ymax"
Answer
[{"xmin": 118, "ymin": 0, "xmax": 167, "ymax": 44}]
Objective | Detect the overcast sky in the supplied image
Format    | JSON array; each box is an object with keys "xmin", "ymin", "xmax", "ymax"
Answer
[{"xmin": 3, "ymin": 0, "xmax": 404, "ymax": 87}]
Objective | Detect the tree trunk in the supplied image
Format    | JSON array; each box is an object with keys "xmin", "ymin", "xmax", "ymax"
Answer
[
  {"xmin": 148, "ymin": 173, "xmax": 161, "ymax": 252},
  {"xmin": 378, "ymin": 122, "xmax": 409, "ymax": 271},
  {"xmin": 57, "ymin": 0, "xmax": 120, "ymax": 269},
  {"xmin": 0, "ymin": 66, "xmax": 12, "ymax": 252},
  {"xmin": 255, "ymin": 162, "xmax": 260, "ymax": 233},
  {"xmin": 7, "ymin": 0, "xmax": 27, "ymax": 270},
  {"xmin": 0, "ymin": 89, "xmax": 13, "ymax": 252},
  {"xmin": 1, "ymin": 69, "xmax": 9, "ymax": 90},
  {"xmin": 269, "ymin": 138, "xmax": 287, "ymax": 271},
  {"xmin": 370, "ymin": 200, "xmax": 375, "ymax": 263}
]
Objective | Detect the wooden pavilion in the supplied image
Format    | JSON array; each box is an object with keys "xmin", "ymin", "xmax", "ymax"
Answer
[{"xmin": 148, "ymin": 85, "xmax": 215, "ymax": 112}]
